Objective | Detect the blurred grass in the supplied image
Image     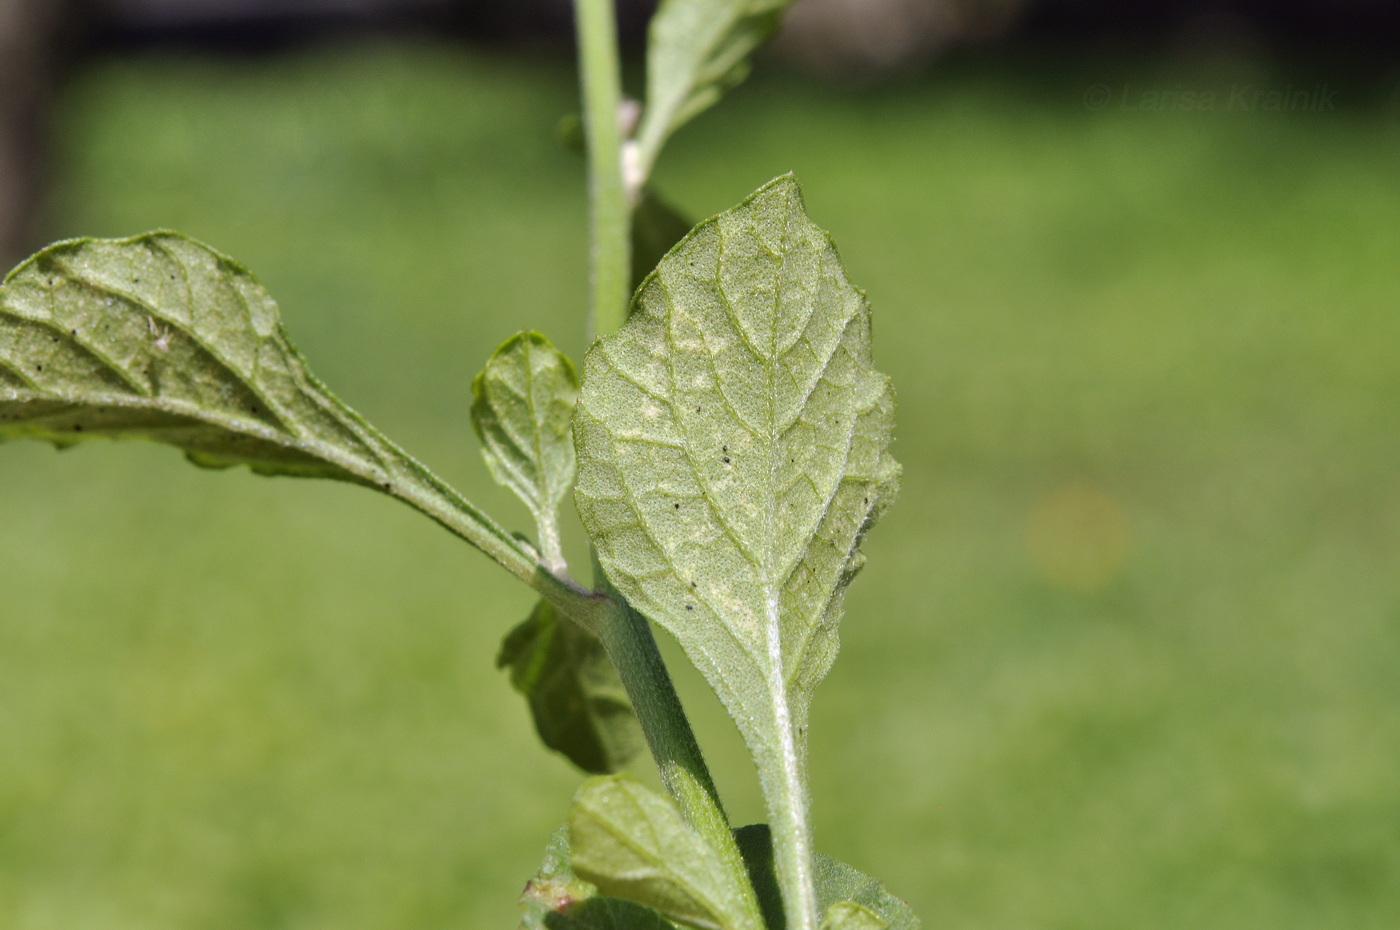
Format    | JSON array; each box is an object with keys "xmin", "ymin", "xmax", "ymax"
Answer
[{"xmin": 3, "ymin": 37, "xmax": 1399, "ymax": 929}]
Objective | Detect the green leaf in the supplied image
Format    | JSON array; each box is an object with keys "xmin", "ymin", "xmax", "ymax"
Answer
[
  {"xmin": 0, "ymin": 232, "xmax": 545, "ymax": 587},
  {"xmin": 569, "ymin": 775, "xmax": 761, "ymax": 930},
  {"xmin": 631, "ymin": 189, "xmax": 694, "ymax": 293},
  {"xmin": 636, "ymin": 0, "xmax": 798, "ymax": 177},
  {"xmin": 574, "ymin": 174, "xmax": 899, "ymax": 913},
  {"xmin": 0, "ymin": 232, "xmax": 389, "ymax": 480},
  {"xmin": 732, "ymin": 825, "xmax": 919, "ymax": 930},
  {"xmin": 519, "ymin": 826, "xmax": 681, "ymax": 930},
  {"xmin": 498, "ymin": 600, "xmax": 642, "ymax": 775},
  {"xmin": 471, "ymin": 331, "xmax": 579, "ymax": 570},
  {"xmin": 820, "ymin": 903, "xmax": 887, "ymax": 930}
]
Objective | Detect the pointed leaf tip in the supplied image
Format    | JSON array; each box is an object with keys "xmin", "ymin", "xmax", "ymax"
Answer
[{"xmin": 638, "ymin": 0, "xmax": 802, "ymax": 175}]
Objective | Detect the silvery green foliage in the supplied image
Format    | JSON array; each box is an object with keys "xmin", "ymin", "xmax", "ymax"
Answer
[
  {"xmin": 471, "ymin": 331, "xmax": 579, "ymax": 570},
  {"xmin": 636, "ymin": 0, "xmax": 799, "ymax": 176},
  {"xmin": 0, "ymin": 233, "xmax": 385, "ymax": 479},
  {"xmin": 569, "ymin": 776, "xmax": 761, "ymax": 930},
  {"xmin": 497, "ymin": 600, "xmax": 642, "ymax": 775},
  {"xmin": 0, "ymin": 233, "xmax": 530, "ymax": 567},
  {"xmin": 574, "ymin": 175, "xmax": 899, "ymax": 862}
]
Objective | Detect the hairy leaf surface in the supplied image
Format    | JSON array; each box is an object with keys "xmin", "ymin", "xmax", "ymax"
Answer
[
  {"xmin": 519, "ymin": 826, "xmax": 680, "ymax": 930},
  {"xmin": 733, "ymin": 826, "xmax": 918, "ymax": 930},
  {"xmin": 570, "ymin": 776, "xmax": 760, "ymax": 930},
  {"xmin": 498, "ymin": 600, "xmax": 641, "ymax": 775},
  {"xmin": 636, "ymin": 0, "xmax": 797, "ymax": 175},
  {"xmin": 0, "ymin": 233, "xmax": 533, "ymax": 570},
  {"xmin": 574, "ymin": 175, "xmax": 899, "ymax": 835},
  {"xmin": 472, "ymin": 331, "xmax": 579, "ymax": 568}
]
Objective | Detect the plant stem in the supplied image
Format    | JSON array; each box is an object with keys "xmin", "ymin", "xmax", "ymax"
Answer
[
  {"xmin": 592, "ymin": 586, "xmax": 764, "ymax": 929},
  {"xmin": 757, "ymin": 733, "xmax": 819, "ymax": 930},
  {"xmin": 383, "ymin": 456, "xmax": 596, "ymax": 615},
  {"xmin": 574, "ymin": 0, "xmax": 631, "ymax": 339},
  {"xmin": 572, "ymin": 4, "xmax": 762, "ymax": 927}
]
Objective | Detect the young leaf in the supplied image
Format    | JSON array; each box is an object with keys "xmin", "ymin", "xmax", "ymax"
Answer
[
  {"xmin": 471, "ymin": 331, "xmax": 579, "ymax": 570},
  {"xmin": 635, "ymin": 0, "xmax": 798, "ymax": 178},
  {"xmin": 0, "ymin": 232, "xmax": 552, "ymax": 594},
  {"xmin": 574, "ymin": 175, "xmax": 899, "ymax": 925},
  {"xmin": 732, "ymin": 825, "xmax": 919, "ymax": 930},
  {"xmin": 569, "ymin": 775, "xmax": 761, "ymax": 930},
  {"xmin": 498, "ymin": 600, "xmax": 642, "ymax": 775},
  {"xmin": 519, "ymin": 826, "xmax": 681, "ymax": 930},
  {"xmin": 820, "ymin": 903, "xmax": 887, "ymax": 930}
]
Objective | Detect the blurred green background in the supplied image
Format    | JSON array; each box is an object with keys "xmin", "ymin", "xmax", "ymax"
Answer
[{"xmin": 3, "ymin": 28, "xmax": 1400, "ymax": 930}]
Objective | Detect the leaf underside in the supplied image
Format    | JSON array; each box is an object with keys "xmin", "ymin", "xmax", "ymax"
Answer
[
  {"xmin": 498, "ymin": 600, "xmax": 642, "ymax": 775},
  {"xmin": 574, "ymin": 175, "xmax": 899, "ymax": 796},
  {"xmin": 569, "ymin": 776, "xmax": 757, "ymax": 930},
  {"xmin": 638, "ymin": 0, "xmax": 798, "ymax": 171},
  {"xmin": 471, "ymin": 330, "xmax": 579, "ymax": 567},
  {"xmin": 1, "ymin": 233, "xmax": 381, "ymax": 480},
  {"xmin": 733, "ymin": 825, "xmax": 919, "ymax": 930},
  {"xmin": 0, "ymin": 232, "xmax": 529, "ymax": 567},
  {"xmin": 522, "ymin": 818, "xmax": 918, "ymax": 930}
]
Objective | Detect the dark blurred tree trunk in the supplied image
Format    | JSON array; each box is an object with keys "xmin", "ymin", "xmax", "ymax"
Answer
[{"xmin": 0, "ymin": 0, "xmax": 84, "ymax": 268}]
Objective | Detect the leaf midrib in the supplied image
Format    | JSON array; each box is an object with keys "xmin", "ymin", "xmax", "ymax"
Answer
[{"xmin": 0, "ymin": 388, "xmax": 367, "ymax": 473}]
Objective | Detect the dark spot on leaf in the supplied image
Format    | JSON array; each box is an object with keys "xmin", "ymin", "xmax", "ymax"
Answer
[
  {"xmin": 73, "ymin": 424, "xmax": 82, "ymax": 432},
  {"xmin": 690, "ymin": 581, "xmax": 697, "ymax": 588},
  {"xmin": 674, "ymin": 503, "xmax": 680, "ymax": 510},
  {"xmin": 70, "ymin": 329, "xmax": 77, "ymax": 336},
  {"xmin": 863, "ymin": 497, "xmax": 869, "ymax": 505},
  {"xmin": 35, "ymin": 364, "xmax": 43, "ymax": 372},
  {"xmin": 695, "ymin": 406, "xmax": 701, "ymax": 413},
  {"xmin": 685, "ymin": 605, "xmax": 693, "ymax": 611},
  {"xmin": 722, "ymin": 445, "xmax": 728, "ymax": 453},
  {"xmin": 722, "ymin": 456, "xmax": 730, "ymax": 464}
]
